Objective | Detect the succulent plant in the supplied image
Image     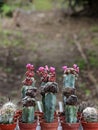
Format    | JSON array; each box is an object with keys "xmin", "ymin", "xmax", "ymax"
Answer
[
  {"xmin": 0, "ymin": 101, "xmax": 16, "ymax": 124},
  {"xmin": 62, "ymin": 64, "xmax": 79, "ymax": 123},
  {"xmin": 37, "ymin": 65, "xmax": 58, "ymax": 123},
  {"xmin": 82, "ymin": 107, "xmax": 98, "ymax": 122},
  {"xmin": 21, "ymin": 64, "xmax": 37, "ymax": 123}
]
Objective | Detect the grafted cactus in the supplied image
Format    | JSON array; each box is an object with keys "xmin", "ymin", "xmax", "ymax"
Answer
[
  {"xmin": 37, "ymin": 65, "xmax": 58, "ymax": 123},
  {"xmin": 62, "ymin": 64, "xmax": 79, "ymax": 123},
  {"xmin": 21, "ymin": 64, "xmax": 37, "ymax": 123}
]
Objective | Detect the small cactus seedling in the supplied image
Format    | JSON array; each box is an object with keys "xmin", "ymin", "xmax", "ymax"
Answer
[
  {"xmin": 82, "ymin": 107, "xmax": 98, "ymax": 122},
  {"xmin": 21, "ymin": 64, "xmax": 37, "ymax": 123},
  {"xmin": 0, "ymin": 101, "xmax": 16, "ymax": 124}
]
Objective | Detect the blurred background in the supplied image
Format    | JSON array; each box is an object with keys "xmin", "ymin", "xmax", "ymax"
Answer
[{"xmin": 0, "ymin": 0, "xmax": 98, "ymax": 107}]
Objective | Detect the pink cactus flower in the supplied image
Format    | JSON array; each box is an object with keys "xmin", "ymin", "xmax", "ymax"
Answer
[
  {"xmin": 73, "ymin": 64, "xmax": 77, "ymax": 69},
  {"xmin": 45, "ymin": 65, "xmax": 49, "ymax": 71},
  {"xmin": 26, "ymin": 64, "xmax": 34, "ymax": 70},
  {"xmin": 50, "ymin": 67, "xmax": 55, "ymax": 72},
  {"xmin": 26, "ymin": 63, "xmax": 31, "ymax": 69},
  {"xmin": 62, "ymin": 66, "xmax": 67, "ymax": 71},
  {"xmin": 38, "ymin": 67, "xmax": 45, "ymax": 72},
  {"xmin": 76, "ymin": 67, "xmax": 79, "ymax": 73}
]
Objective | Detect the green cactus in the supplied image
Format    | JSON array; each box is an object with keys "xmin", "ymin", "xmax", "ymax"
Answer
[
  {"xmin": 83, "ymin": 107, "xmax": 98, "ymax": 122},
  {"xmin": 65, "ymin": 105, "xmax": 77, "ymax": 123},
  {"xmin": 63, "ymin": 74, "xmax": 76, "ymax": 88},
  {"xmin": 21, "ymin": 64, "xmax": 37, "ymax": 123},
  {"xmin": 0, "ymin": 102, "xmax": 16, "ymax": 124},
  {"xmin": 22, "ymin": 106, "xmax": 35, "ymax": 123},
  {"xmin": 44, "ymin": 93, "xmax": 56, "ymax": 122}
]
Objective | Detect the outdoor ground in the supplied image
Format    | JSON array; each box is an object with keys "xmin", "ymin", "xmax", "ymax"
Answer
[{"xmin": 0, "ymin": 8, "xmax": 98, "ymax": 107}]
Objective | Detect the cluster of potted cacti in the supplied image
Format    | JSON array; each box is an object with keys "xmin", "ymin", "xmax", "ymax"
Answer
[{"xmin": 0, "ymin": 63, "xmax": 98, "ymax": 130}]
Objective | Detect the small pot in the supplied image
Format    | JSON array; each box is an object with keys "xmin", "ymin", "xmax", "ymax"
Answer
[
  {"xmin": 19, "ymin": 122, "xmax": 37, "ymax": 130},
  {"xmin": 0, "ymin": 123, "xmax": 16, "ymax": 130},
  {"xmin": 41, "ymin": 121, "xmax": 58, "ymax": 130},
  {"xmin": 35, "ymin": 111, "xmax": 44, "ymax": 121},
  {"xmin": 82, "ymin": 122, "xmax": 98, "ymax": 130},
  {"xmin": 62, "ymin": 122, "xmax": 80, "ymax": 130}
]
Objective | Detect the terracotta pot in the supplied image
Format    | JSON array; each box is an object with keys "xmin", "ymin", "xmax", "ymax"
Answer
[
  {"xmin": 41, "ymin": 121, "xmax": 58, "ymax": 130},
  {"xmin": 82, "ymin": 122, "xmax": 98, "ymax": 130},
  {"xmin": 62, "ymin": 122, "xmax": 80, "ymax": 130},
  {"xmin": 0, "ymin": 123, "xmax": 16, "ymax": 130},
  {"xmin": 19, "ymin": 122, "xmax": 37, "ymax": 130},
  {"xmin": 35, "ymin": 111, "xmax": 44, "ymax": 121},
  {"xmin": 14, "ymin": 110, "xmax": 22, "ymax": 122},
  {"xmin": 77, "ymin": 112, "xmax": 82, "ymax": 121}
]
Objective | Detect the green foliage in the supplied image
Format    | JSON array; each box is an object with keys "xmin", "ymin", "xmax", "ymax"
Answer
[
  {"xmin": 1, "ymin": 4, "xmax": 14, "ymax": 17},
  {"xmin": 34, "ymin": 0, "xmax": 52, "ymax": 10},
  {"xmin": 90, "ymin": 26, "xmax": 98, "ymax": 32},
  {"xmin": 85, "ymin": 89, "xmax": 91, "ymax": 97},
  {"xmin": 0, "ymin": 29, "xmax": 23, "ymax": 48},
  {"xmin": 92, "ymin": 38, "xmax": 98, "ymax": 45},
  {"xmin": 87, "ymin": 50, "xmax": 98, "ymax": 68},
  {"xmin": 76, "ymin": 59, "xmax": 86, "ymax": 70}
]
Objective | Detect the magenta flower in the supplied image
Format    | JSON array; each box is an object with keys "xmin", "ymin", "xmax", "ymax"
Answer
[
  {"xmin": 38, "ymin": 67, "xmax": 45, "ymax": 72},
  {"xmin": 26, "ymin": 63, "xmax": 34, "ymax": 70},
  {"xmin": 73, "ymin": 64, "xmax": 79, "ymax": 73},
  {"xmin": 62, "ymin": 66, "xmax": 67, "ymax": 71},
  {"xmin": 26, "ymin": 63, "xmax": 31, "ymax": 69},
  {"xmin": 45, "ymin": 65, "xmax": 49, "ymax": 71},
  {"xmin": 73, "ymin": 64, "xmax": 77, "ymax": 69},
  {"xmin": 76, "ymin": 67, "xmax": 79, "ymax": 73},
  {"xmin": 50, "ymin": 67, "xmax": 55, "ymax": 72}
]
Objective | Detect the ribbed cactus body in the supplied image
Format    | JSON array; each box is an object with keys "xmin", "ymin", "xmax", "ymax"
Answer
[
  {"xmin": 63, "ymin": 74, "xmax": 75, "ymax": 88},
  {"xmin": 22, "ymin": 106, "xmax": 35, "ymax": 123},
  {"xmin": 22, "ymin": 85, "xmax": 35, "ymax": 98},
  {"xmin": 21, "ymin": 85, "xmax": 29, "ymax": 98},
  {"xmin": 44, "ymin": 93, "xmax": 56, "ymax": 122},
  {"xmin": 65, "ymin": 105, "xmax": 77, "ymax": 123}
]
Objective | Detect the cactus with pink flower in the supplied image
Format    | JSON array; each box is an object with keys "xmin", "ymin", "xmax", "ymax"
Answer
[
  {"xmin": 21, "ymin": 64, "xmax": 37, "ymax": 123},
  {"xmin": 62, "ymin": 64, "xmax": 79, "ymax": 123},
  {"xmin": 62, "ymin": 64, "xmax": 79, "ymax": 88},
  {"xmin": 37, "ymin": 65, "xmax": 58, "ymax": 122}
]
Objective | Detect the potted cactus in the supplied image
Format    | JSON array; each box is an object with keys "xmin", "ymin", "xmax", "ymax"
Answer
[
  {"xmin": 82, "ymin": 107, "xmax": 98, "ymax": 130},
  {"xmin": 0, "ymin": 101, "xmax": 17, "ymax": 130},
  {"xmin": 61, "ymin": 64, "xmax": 80, "ymax": 130},
  {"xmin": 37, "ymin": 65, "xmax": 59, "ymax": 130},
  {"xmin": 19, "ymin": 64, "xmax": 37, "ymax": 130}
]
